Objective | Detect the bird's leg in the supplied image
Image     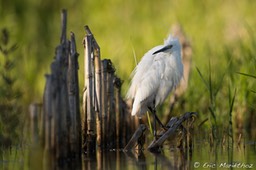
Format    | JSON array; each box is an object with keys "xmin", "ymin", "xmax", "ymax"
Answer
[
  {"xmin": 148, "ymin": 106, "xmax": 157, "ymax": 139},
  {"xmin": 149, "ymin": 106, "xmax": 167, "ymax": 131},
  {"xmin": 153, "ymin": 106, "xmax": 158, "ymax": 140},
  {"xmin": 154, "ymin": 113, "xmax": 166, "ymax": 130}
]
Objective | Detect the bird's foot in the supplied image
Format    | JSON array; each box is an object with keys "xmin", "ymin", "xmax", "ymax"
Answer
[{"xmin": 160, "ymin": 124, "xmax": 168, "ymax": 131}]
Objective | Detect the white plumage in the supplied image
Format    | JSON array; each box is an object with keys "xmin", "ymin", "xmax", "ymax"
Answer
[{"xmin": 127, "ymin": 34, "xmax": 183, "ymax": 118}]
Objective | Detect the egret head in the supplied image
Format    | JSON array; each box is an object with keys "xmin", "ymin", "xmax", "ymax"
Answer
[{"xmin": 153, "ymin": 34, "xmax": 180, "ymax": 55}]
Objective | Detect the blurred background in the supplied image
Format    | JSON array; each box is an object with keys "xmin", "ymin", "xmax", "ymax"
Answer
[{"xmin": 0, "ymin": 0, "xmax": 256, "ymax": 145}]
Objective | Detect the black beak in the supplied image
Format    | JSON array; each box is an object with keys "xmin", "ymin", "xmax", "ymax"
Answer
[{"xmin": 153, "ymin": 45, "xmax": 173, "ymax": 55}]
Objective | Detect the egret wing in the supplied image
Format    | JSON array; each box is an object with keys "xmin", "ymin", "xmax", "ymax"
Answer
[
  {"xmin": 127, "ymin": 45, "xmax": 164, "ymax": 99},
  {"xmin": 131, "ymin": 53, "xmax": 166, "ymax": 115}
]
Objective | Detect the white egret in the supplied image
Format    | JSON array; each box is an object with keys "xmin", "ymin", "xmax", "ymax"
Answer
[{"xmin": 127, "ymin": 34, "xmax": 183, "ymax": 139}]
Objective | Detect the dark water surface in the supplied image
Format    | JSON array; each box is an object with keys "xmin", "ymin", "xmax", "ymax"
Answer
[{"xmin": 1, "ymin": 141, "xmax": 256, "ymax": 170}]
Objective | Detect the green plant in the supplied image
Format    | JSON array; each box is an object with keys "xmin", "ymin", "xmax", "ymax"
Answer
[
  {"xmin": 196, "ymin": 61, "xmax": 226, "ymax": 139},
  {"xmin": 0, "ymin": 28, "xmax": 23, "ymax": 147},
  {"xmin": 237, "ymin": 72, "xmax": 256, "ymax": 93}
]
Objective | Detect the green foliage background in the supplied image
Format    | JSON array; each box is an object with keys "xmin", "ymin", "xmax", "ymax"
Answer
[{"xmin": 0, "ymin": 0, "xmax": 256, "ymax": 140}]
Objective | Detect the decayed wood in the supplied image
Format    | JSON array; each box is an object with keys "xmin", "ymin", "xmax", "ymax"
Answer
[
  {"xmin": 57, "ymin": 13, "xmax": 69, "ymax": 161},
  {"xmin": 95, "ymin": 52, "xmax": 102, "ymax": 147},
  {"xmin": 68, "ymin": 32, "xmax": 81, "ymax": 156},
  {"xmin": 89, "ymin": 28, "xmax": 102, "ymax": 147},
  {"xmin": 50, "ymin": 50, "xmax": 60, "ymax": 158},
  {"xmin": 60, "ymin": 9, "xmax": 67, "ymax": 44},
  {"xmin": 82, "ymin": 25, "xmax": 139, "ymax": 150},
  {"xmin": 84, "ymin": 26, "xmax": 105, "ymax": 147},
  {"xmin": 120, "ymin": 98, "xmax": 129, "ymax": 147},
  {"xmin": 84, "ymin": 33, "xmax": 96, "ymax": 153},
  {"xmin": 124, "ymin": 124, "xmax": 147, "ymax": 151},
  {"xmin": 82, "ymin": 88, "xmax": 87, "ymax": 150},
  {"xmin": 101, "ymin": 59, "xmax": 108, "ymax": 148},
  {"xmin": 42, "ymin": 74, "xmax": 53, "ymax": 170},
  {"xmin": 72, "ymin": 33, "xmax": 82, "ymax": 153},
  {"xmin": 84, "ymin": 34, "xmax": 94, "ymax": 130},
  {"xmin": 106, "ymin": 60, "xmax": 115, "ymax": 147},
  {"xmin": 58, "ymin": 64, "xmax": 69, "ymax": 160},
  {"xmin": 148, "ymin": 112, "xmax": 197, "ymax": 152},
  {"xmin": 40, "ymin": 75, "xmax": 51, "ymax": 147},
  {"xmin": 40, "ymin": 15, "xmax": 158, "ymax": 162},
  {"xmin": 114, "ymin": 76, "xmax": 122, "ymax": 148},
  {"xmin": 42, "ymin": 10, "xmax": 80, "ymax": 166},
  {"xmin": 42, "ymin": 75, "xmax": 51, "ymax": 149},
  {"xmin": 52, "ymin": 43, "xmax": 69, "ymax": 160}
]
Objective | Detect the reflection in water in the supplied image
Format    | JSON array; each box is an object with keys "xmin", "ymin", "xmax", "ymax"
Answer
[
  {"xmin": 124, "ymin": 150, "xmax": 146, "ymax": 170},
  {"xmin": 150, "ymin": 147, "xmax": 192, "ymax": 170},
  {"xmin": 1, "ymin": 141, "xmax": 256, "ymax": 170},
  {"xmin": 82, "ymin": 146, "xmax": 193, "ymax": 170},
  {"xmin": 81, "ymin": 142, "xmax": 256, "ymax": 170}
]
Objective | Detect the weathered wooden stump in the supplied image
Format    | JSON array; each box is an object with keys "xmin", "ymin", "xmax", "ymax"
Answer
[
  {"xmin": 124, "ymin": 124, "xmax": 147, "ymax": 151},
  {"xmin": 148, "ymin": 112, "xmax": 197, "ymax": 152}
]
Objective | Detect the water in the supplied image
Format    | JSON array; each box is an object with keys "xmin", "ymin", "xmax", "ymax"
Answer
[
  {"xmin": 1, "ymin": 141, "xmax": 256, "ymax": 170},
  {"xmin": 191, "ymin": 142, "xmax": 256, "ymax": 169}
]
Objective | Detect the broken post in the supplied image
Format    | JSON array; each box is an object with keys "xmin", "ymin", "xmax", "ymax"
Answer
[
  {"xmin": 124, "ymin": 124, "xmax": 147, "ymax": 151},
  {"xmin": 68, "ymin": 32, "xmax": 81, "ymax": 157},
  {"xmin": 114, "ymin": 76, "xmax": 122, "ymax": 148},
  {"xmin": 85, "ymin": 26, "xmax": 103, "ymax": 147},
  {"xmin": 84, "ymin": 31, "xmax": 96, "ymax": 153},
  {"xmin": 148, "ymin": 112, "xmax": 197, "ymax": 152},
  {"xmin": 106, "ymin": 60, "xmax": 115, "ymax": 148}
]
